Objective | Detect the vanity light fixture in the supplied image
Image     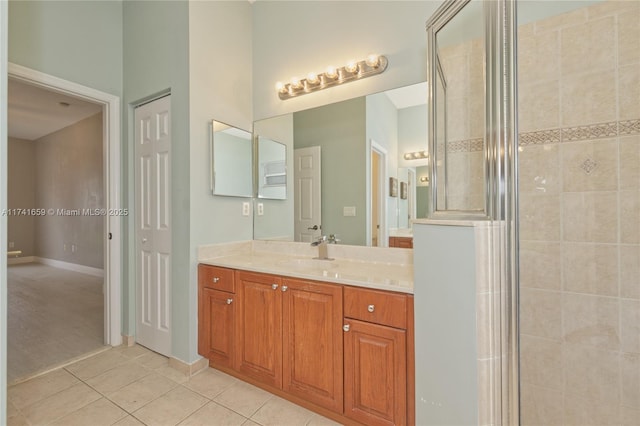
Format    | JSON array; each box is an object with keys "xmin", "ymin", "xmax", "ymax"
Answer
[
  {"xmin": 403, "ymin": 150, "xmax": 428, "ymax": 160},
  {"xmin": 276, "ymin": 54, "xmax": 388, "ymax": 100},
  {"xmin": 420, "ymin": 176, "xmax": 429, "ymax": 183}
]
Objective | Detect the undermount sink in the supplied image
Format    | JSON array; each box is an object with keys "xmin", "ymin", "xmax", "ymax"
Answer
[{"xmin": 278, "ymin": 258, "xmax": 338, "ymax": 270}]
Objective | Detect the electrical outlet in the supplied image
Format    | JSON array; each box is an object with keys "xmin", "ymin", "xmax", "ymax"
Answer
[
  {"xmin": 8, "ymin": 241, "xmax": 14, "ymax": 248},
  {"xmin": 242, "ymin": 202, "xmax": 251, "ymax": 216},
  {"xmin": 71, "ymin": 244, "xmax": 76, "ymax": 253},
  {"xmin": 63, "ymin": 243, "xmax": 67, "ymax": 252},
  {"xmin": 257, "ymin": 203, "xmax": 264, "ymax": 216}
]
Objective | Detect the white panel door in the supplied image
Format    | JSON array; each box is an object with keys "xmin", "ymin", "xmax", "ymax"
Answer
[
  {"xmin": 294, "ymin": 146, "xmax": 321, "ymax": 242},
  {"xmin": 135, "ymin": 95, "xmax": 171, "ymax": 356}
]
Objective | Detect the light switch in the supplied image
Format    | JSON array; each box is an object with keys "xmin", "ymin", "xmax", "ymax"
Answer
[
  {"xmin": 242, "ymin": 202, "xmax": 251, "ymax": 216},
  {"xmin": 343, "ymin": 206, "xmax": 356, "ymax": 217},
  {"xmin": 257, "ymin": 203, "xmax": 264, "ymax": 216}
]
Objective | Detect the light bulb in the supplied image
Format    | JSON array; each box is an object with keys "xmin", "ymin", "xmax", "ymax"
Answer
[
  {"xmin": 366, "ymin": 53, "xmax": 380, "ymax": 68},
  {"xmin": 275, "ymin": 82, "xmax": 286, "ymax": 93},
  {"xmin": 290, "ymin": 77, "xmax": 302, "ymax": 89},
  {"xmin": 325, "ymin": 66, "xmax": 338, "ymax": 79},
  {"xmin": 403, "ymin": 153, "xmax": 412, "ymax": 160},
  {"xmin": 345, "ymin": 60, "xmax": 358, "ymax": 73},
  {"xmin": 307, "ymin": 72, "xmax": 319, "ymax": 84}
]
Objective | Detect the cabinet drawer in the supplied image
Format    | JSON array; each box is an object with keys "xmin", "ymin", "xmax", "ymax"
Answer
[
  {"xmin": 199, "ymin": 264, "xmax": 235, "ymax": 293},
  {"xmin": 344, "ymin": 286, "xmax": 407, "ymax": 329}
]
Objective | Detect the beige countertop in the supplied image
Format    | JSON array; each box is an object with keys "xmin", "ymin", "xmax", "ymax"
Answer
[{"xmin": 198, "ymin": 240, "xmax": 414, "ymax": 294}]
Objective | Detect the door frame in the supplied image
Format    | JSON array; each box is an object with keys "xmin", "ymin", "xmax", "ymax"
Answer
[
  {"xmin": 367, "ymin": 139, "xmax": 388, "ymax": 247},
  {"xmin": 7, "ymin": 63, "xmax": 122, "ymax": 347}
]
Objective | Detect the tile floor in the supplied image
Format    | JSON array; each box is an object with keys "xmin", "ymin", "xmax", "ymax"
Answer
[{"xmin": 7, "ymin": 344, "xmax": 342, "ymax": 426}]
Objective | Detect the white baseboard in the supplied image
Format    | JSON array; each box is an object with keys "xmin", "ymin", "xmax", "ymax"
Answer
[
  {"xmin": 7, "ymin": 256, "xmax": 36, "ymax": 265},
  {"xmin": 36, "ymin": 257, "xmax": 104, "ymax": 278},
  {"xmin": 169, "ymin": 356, "xmax": 209, "ymax": 377}
]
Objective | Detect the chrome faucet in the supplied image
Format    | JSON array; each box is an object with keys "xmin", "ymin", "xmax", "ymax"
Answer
[{"xmin": 311, "ymin": 234, "xmax": 339, "ymax": 260}]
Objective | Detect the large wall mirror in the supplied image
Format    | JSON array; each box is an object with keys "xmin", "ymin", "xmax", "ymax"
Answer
[
  {"xmin": 257, "ymin": 136, "xmax": 287, "ymax": 200},
  {"xmin": 253, "ymin": 82, "xmax": 428, "ymax": 247},
  {"xmin": 210, "ymin": 120, "xmax": 253, "ymax": 197},
  {"xmin": 427, "ymin": 0, "xmax": 487, "ymax": 217}
]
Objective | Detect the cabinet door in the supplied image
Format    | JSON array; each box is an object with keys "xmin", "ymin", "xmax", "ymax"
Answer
[
  {"xmin": 199, "ymin": 288, "xmax": 235, "ymax": 368},
  {"xmin": 235, "ymin": 271, "xmax": 283, "ymax": 388},
  {"xmin": 344, "ymin": 319, "xmax": 407, "ymax": 426},
  {"xmin": 282, "ymin": 278, "xmax": 343, "ymax": 412}
]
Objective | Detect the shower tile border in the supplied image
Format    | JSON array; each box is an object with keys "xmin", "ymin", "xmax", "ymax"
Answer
[{"xmin": 442, "ymin": 118, "xmax": 640, "ymax": 154}]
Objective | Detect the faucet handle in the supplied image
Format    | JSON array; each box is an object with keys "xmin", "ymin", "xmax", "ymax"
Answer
[{"xmin": 328, "ymin": 234, "xmax": 340, "ymax": 244}]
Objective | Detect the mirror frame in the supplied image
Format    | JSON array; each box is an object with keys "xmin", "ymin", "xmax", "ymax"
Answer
[{"xmin": 426, "ymin": 0, "xmax": 490, "ymax": 220}]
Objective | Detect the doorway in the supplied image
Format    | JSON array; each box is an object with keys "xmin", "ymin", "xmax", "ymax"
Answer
[
  {"xmin": 6, "ymin": 64, "xmax": 122, "ymax": 368},
  {"xmin": 134, "ymin": 95, "xmax": 172, "ymax": 356},
  {"xmin": 369, "ymin": 140, "xmax": 387, "ymax": 247}
]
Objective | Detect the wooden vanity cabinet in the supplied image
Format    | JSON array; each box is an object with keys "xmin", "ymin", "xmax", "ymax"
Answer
[
  {"xmin": 389, "ymin": 236, "xmax": 413, "ymax": 248},
  {"xmin": 198, "ymin": 265, "xmax": 236, "ymax": 368},
  {"xmin": 235, "ymin": 271, "xmax": 344, "ymax": 412},
  {"xmin": 343, "ymin": 286, "xmax": 413, "ymax": 426}
]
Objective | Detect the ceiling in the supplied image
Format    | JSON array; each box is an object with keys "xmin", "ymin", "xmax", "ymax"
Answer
[
  {"xmin": 385, "ymin": 82, "xmax": 428, "ymax": 110},
  {"xmin": 8, "ymin": 78, "xmax": 102, "ymax": 141}
]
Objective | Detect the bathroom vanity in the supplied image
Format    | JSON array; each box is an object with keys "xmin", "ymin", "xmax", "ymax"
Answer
[{"xmin": 197, "ymin": 241, "xmax": 414, "ymax": 426}]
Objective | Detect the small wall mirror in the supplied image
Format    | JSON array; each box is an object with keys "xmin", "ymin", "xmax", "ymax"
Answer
[
  {"xmin": 257, "ymin": 136, "xmax": 287, "ymax": 200},
  {"xmin": 211, "ymin": 120, "xmax": 253, "ymax": 197},
  {"xmin": 428, "ymin": 0, "xmax": 487, "ymax": 217}
]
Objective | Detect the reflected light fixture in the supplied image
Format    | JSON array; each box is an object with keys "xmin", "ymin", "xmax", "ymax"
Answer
[
  {"xmin": 276, "ymin": 54, "xmax": 388, "ymax": 100},
  {"xmin": 403, "ymin": 150, "xmax": 428, "ymax": 160}
]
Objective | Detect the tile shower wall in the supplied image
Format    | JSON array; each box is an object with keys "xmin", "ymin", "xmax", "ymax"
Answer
[
  {"xmin": 439, "ymin": 38, "xmax": 485, "ymax": 211},
  {"xmin": 518, "ymin": 1, "xmax": 640, "ymax": 424}
]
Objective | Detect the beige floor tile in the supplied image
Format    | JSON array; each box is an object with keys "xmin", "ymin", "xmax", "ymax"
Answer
[
  {"xmin": 112, "ymin": 415, "xmax": 147, "ymax": 426},
  {"xmin": 106, "ymin": 372, "xmax": 179, "ymax": 413},
  {"xmin": 242, "ymin": 421, "xmax": 261, "ymax": 426},
  {"xmin": 22, "ymin": 382, "xmax": 102, "ymax": 425},
  {"xmin": 250, "ymin": 396, "xmax": 315, "ymax": 426},
  {"xmin": 133, "ymin": 386, "xmax": 208, "ymax": 426},
  {"xmin": 112, "ymin": 344, "xmax": 153, "ymax": 360},
  {"xmin": 178, "ymin": 401, "xmax": 247, "ymax": 426},
  {"xmin": 65, "ymin": 350, "xmax": 130, "ymax": 381},
  {"xmin": 135, "ymin": 351, "xmax": 170, "ymax": 370},
  {"xmin": 184, "ymin": 368, "xmax": 239, "ymax": 399},
  {"xmin": 155, "ymin": 364, "xmax": 189, "ymax": 384},
  {"xmin": 306, "ymin": 414, "xmax": 343, "ymax": 426},
  {"xmin": 50, "ymin": 397, "xmax": 127, "ymax": 426},
  {"xmin": 8, "ymin": 368, "xmax": 79, "ymax": 409},
  {"xmin": 214, "ymin": 381, "xmax": 273, "ymax": 418},
  {"xmin": 86, "ymin": 360, "xmax": 152, "ymax": 394},
  {"xmin": 6, "ymin": 413, "xmax": 29, "ymax": 426}
]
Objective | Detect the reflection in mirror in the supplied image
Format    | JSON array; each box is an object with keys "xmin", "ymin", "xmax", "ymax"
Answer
[
  {"xmin": 257, "ymin": 136, "xmax": 287, "ymax": 200},
  {"xmin": 211, "ymin": 121, "xmax": 253, "ymax": 197},
  {"xmin": 253, "ymin": 82, "xmax": 428, "ymax": 247},
  {"xmin": 429, "ymin": 0, "xmax": 486, "ymax": 215}
]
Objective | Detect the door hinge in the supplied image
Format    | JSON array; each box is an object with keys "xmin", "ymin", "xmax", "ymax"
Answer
[{"xmin": 108, "ymin": 232, "xmax": 113, "ymax": 240}]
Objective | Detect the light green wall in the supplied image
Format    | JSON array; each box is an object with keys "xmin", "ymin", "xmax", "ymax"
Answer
[
  {"xmin": 294, "ymin": 98, "xmax": 366, "ymax": 246},
  {"xmin": 123, "ymin": 0, "xmax": 192, "ymax": 361},
  {"xmin": 8, "ymin": 0, "xmax": 123, "ymax": 97}
]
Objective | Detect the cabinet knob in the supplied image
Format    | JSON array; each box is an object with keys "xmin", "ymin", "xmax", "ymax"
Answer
[
  {"xmin": 213, "ymin": 277, "xmax": 220, "ymax": 283},
  {"xmin": 343, "ymin": 324, "xmax": 350, "ymax": 332},
  {"xmin": 226, "ymin": 298, "xmax": 233, "ymax": 305},
  {"xmin": 272, "ymin": 284, "xmax": 279, "ymax": 290},
  {"xmin": 281, "ymin": 285, "xmax": 288, "ymax": 292},
  {"xmin": 367, "ymin": 304, "xmax": 375, "ymax": 313}
]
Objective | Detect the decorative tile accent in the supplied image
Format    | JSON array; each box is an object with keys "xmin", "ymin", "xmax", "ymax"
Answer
[
  {"xmin": 469, "ymin": 138, "xmax": 484, "ymax": 152},
  {"xmin": 520, "ymin": 129, "xmax": 562, "ymax": 146},
  {"xmin": 517, "ymin": 118, "xmax": 640, "ymax": 146},
  {"xmin": 447, "ymin": 140, "xmax": 470, "ymax": 153},
  {"xmin": 562, "ymin": 122, "xmax": 618, "ymax": 142},
  {"xmin": 619, "ymin": 119, "xmax": 640, "ymax": 135},
  {"xmin": 580, "ymin": 158, "xmax": 598, "ymax": 174}
]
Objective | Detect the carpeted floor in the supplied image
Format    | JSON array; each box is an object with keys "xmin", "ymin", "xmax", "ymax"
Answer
[{"xmin": 7, "ymin": 263, "xmax": 106, "ymax": 384}]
